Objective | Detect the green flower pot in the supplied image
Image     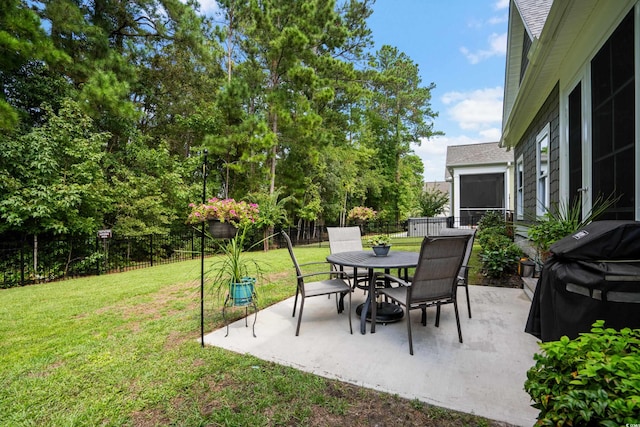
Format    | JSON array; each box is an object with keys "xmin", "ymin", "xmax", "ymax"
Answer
[{"xmin": 229, "ymin": 277, "xmax": 255, "ymax": 306}]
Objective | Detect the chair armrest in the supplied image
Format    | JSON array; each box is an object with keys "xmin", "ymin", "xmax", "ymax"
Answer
[
  {"xmin": 299, "ymin": 261, "xmax": 329, "ymax": 267},
  {"xmin": 378, "ymin": 273, "xmax": 410, "ymax": 287},
  {"xmin": 297, "ymin": 270, "xmax": 348, "ymax": 280}
]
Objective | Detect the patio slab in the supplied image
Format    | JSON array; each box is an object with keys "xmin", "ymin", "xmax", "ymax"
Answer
[{"xmin": 203, "ymin": 285, "xmax": 541, "ymax": 426}]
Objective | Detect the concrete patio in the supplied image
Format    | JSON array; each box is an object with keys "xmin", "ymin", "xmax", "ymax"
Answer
[{"xmin": 203, "ymin": 285, "xmax": 541, "ymax": 426}]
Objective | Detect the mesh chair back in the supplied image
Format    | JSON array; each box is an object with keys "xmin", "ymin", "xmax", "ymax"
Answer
[
  {"xmin": 282, "ymin": 231, "xmax": 303, "ymax": 278},
  {"xmin": 327, "ymin": 227, "xmax": 363, "ymax": 253},
  {"xmin": 439, "ymin": 228, "xmax": 476, "ymax": 277},
  {"xmin": 410, "ymin": 236, "xmax": 469, "ymax": 302}
]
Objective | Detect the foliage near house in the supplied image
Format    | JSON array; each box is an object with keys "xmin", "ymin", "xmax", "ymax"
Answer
[
  {"xmin": 476, "ymin": 211, "xmax": 521, "ymax": 278},
  {"xmin": 525, "ymin": 320, "xmax": 640, "ymax": 425}
]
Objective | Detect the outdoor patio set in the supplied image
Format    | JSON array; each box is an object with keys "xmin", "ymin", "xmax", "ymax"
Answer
[{"xmin": 283, "ymin": 226, "xmax": 476, "ymax": 355}]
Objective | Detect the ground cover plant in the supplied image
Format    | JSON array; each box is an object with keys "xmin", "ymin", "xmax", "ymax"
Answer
[{"xmin": 1, "ymin": 244, "xmax": 510, "ymax": 426}]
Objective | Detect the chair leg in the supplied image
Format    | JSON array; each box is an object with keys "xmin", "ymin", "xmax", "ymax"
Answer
[
  {"xmin": 464, "ymin": 284, "xmax": 472, "ymax": 318},
  {"xmin": 295, "ymin": 297, "xmax": 305, "ymax": 336},
  {"xmin": 421, "ymin": 307, "xmax": 427, "ymax": 326},
  {"xmin": 454, "ymin": 300, "xmax": 463, "ymax": 343},
  {"xmin": 346, "ymin": 291, "xmax": 353, "ymax": 334},
  {"xmin": 292, "ymin": 288, "xmax": 300, "ymax": 317},
  {"xmin": 407, "ymin": 308, "xmax": 414, "ymax": 355},
  {"xmin": 435, "ymin": 303, "xmax": 441, "ymax": 327}
]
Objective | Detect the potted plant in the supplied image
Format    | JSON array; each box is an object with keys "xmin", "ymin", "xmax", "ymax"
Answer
[
  {"xmin": 366, "ymin": 234, "xmax": 392, "ymax": 256},
  {"xmin": 187, "ymin": 198, "xmax": 259, "ymax": 238},
  {"xmin": 526, "ymin": 195, "xmax": 616, "ymax": 265},
  {"xmin": 209, "ymin": 227, "xmax": 263, "ymax": 307}
]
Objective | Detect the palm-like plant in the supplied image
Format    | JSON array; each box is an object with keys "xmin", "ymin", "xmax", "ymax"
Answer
[
  {"xmin": 249, "ymin": 188, "xmax": 295, "ymax": 251},
  {"xmin": 527, "ymin": 195, "xmax": 618, "ymax": 261},
  {"xmin": 208, "ymin": 227, "xmax": 263, "ymax": 304}
]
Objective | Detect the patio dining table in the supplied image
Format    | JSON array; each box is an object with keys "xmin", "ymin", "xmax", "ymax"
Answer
[{"xmin": 326, "ymin": 250, "xmax": 419, "ymax": 334}]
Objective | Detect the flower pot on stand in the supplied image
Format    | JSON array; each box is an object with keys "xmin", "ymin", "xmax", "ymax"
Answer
[
  {"xmin": 229, "ymin": 277, "xmax": 256, "ymax": 306},
  {"xmin": 208, "ymin": 220, "xmax": 238, "ymax": 239},
  {"xmin": 223, "ymin": 277, "xmax": 258, "ymax": 337}
]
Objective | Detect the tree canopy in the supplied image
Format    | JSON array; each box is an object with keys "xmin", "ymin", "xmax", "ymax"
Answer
[{"xmin": 0, "ymin": 0, "xmax": 443, "ymax": 238}]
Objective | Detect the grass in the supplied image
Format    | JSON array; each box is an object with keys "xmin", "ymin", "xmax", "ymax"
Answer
[{"xmin": 0, "ymin": 243, "xmax": 505, "ymax": 426}]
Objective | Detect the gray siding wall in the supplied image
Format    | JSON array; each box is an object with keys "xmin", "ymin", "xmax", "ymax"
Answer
[{"xmin": 514, "ymin": 83, "xmax": 560, "ymax": 224}]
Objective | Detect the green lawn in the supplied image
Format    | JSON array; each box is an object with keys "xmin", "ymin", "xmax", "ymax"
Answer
[{"xmin": 0, "ymin": 243, "xmax": 500, "ymax": 426}]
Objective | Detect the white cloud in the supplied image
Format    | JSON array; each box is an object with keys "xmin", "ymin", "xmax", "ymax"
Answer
[
  {"xmin": 414, "ymin": 135, "xmax": 485, "ymax": 182},
  {"xmin": 414, "ymin": 87, "xmax": 505, "ymax": 180},
  {"xmin": 198, "ymin": 0, "xmax": 221, "ymax": 14},
  {"xmin": 479, "ymin": 127, "xmax": 502, "ymax": 140},
  {"xmin": 487, "ymin": 14, "xmax": 508, "ymax": 25},
  {"xmin": 442, "ymin": 87, "xmax": 503, "ymax": 131},
  {"xmin": 460, "ymin": 32, "xmax": 507, "ymax": 64},
  {"xmin": 494, "ymin": 0, "xmax": 510, "ymax": 10}
]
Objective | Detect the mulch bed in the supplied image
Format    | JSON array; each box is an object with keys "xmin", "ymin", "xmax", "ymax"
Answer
[{"xmin": 473, "ymin": 273, "xmax": 524, "ymax": 289}]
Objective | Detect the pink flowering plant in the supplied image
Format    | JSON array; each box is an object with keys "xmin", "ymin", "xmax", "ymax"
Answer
[
  {"xmin": 347, "ymin": 206, "xmax": 376, "ymax": 222},
  {"xmin": 187, "ymin": 198, "xmax": 259, "ymax": 226}
]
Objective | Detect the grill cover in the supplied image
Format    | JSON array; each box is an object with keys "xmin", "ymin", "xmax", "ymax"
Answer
[{"xmin": 525, "ymin": 221, "xmax": 640, "ymax": 341}]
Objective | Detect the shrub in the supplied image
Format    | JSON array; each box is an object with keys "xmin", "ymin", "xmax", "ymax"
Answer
[
  {"xmin": 479, "ymin": 243, "xmax": 521, "ymax": 278},
  {"xmin": 476, "ymin": 224, "xmax": 508, "ymax": 248},
  {"xmin": 476, "ymin": 210, "xmax": 505, "ymax": 232},
  {"xmin": 525, "ymin": 321, "xmax": 640, "ymax": 426},
  {"xmin": 476, "ymin": 212, "xmax": 521, "ymax": 278}
]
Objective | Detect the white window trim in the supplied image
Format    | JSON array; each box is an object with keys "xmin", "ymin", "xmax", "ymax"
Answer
[
  {"xmin": 516, "ymin": 155, "xmax": 524, "ymax": 219},
  {"xmin": 536, "ymin": 124, "xmax": 550, "ymax": 217}
]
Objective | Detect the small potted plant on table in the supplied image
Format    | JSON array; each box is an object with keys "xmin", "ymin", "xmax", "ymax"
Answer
[{"xmin": 366, "ymin": 234, "xmax": 392, "ymax": 256}]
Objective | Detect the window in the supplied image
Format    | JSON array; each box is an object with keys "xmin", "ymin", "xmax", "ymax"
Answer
[
  {"xmin": 590, "ymin": 10, "xmax": 635, "ymax": 219},
  {"xmin": 536, "ymin": 125, "xmax": 550, "ymax": 216},
  {"xmin": 568, "ymin": 82, "xmax": 583, "ymax": 215},
  {"xmin": 516, "ymin": 156, "xmax": 524, "ymax": 219},
  {"xmin": 460, "ymin": 173, "xmax": 505, "ymax": 225}
]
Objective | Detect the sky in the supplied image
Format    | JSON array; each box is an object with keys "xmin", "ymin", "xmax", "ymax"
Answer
[
  {"xmin": 198, "ymin": 0, "xmax": 509, "ymax": 183},
  {"xmin": 366, "ymin": 0, "xmax": 509, "ymax": 182}
]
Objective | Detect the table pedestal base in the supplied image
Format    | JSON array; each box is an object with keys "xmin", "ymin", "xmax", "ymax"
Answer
[{"xmin": 356, "ymin": 302, "xmax": 404, "ymax": 323}]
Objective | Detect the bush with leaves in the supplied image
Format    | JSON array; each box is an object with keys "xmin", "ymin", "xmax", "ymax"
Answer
[
  {"xmin": 525, "ymin": 321, "xmax": 640, "ymax": 425},
  {"xmin": 476, "ymin": 212, "xmax": 521, "ymax": 278},
  {"xmin": 476, "ymin": 210, "xmax": 505, "ymax": 233},
  {"xmin": 419, "ymin": 187, "xmax": 449, "ymax": 217}
]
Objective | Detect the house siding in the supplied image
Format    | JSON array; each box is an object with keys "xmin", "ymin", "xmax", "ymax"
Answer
[{"xmin": 514, "ymin": 83, "xmax": 560, "ymax": 223}]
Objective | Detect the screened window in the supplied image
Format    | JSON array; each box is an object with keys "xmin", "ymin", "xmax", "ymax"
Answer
[
  {"xmin": 568, "ymin": 82, "xmax": 583, "ymax": 214},
  {"xmin": 591, "ymin": 10, "xmax": 635, "ymax": 220},
  {"xmin": 460, "ymin": 173, "xmax": 505, "ymax": 225}
]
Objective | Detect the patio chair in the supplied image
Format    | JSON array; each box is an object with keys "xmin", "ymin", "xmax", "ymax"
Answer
[
  {"xmin": 439, "ymin": 228, "xmax": 476, "ymax": 318},
  {"xmin": 326, "ymin": 226, "xmax": 369, "ymax": 291},
  {"xmin": 375, "ymin": 235, "xmax": 470, "ymax": 355},
  {"xmin": 282, "ymin": 231, "xmax": 353, "ymax": 336}
]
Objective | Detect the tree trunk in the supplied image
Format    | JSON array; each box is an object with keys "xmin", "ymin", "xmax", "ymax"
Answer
[{"xmin": 269, "ymin": 113, "xmax": 278, "ymax": 195}]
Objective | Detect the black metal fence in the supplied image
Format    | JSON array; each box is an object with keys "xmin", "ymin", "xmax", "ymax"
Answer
[
  {"xmin": 1, "ymin": 214, "xmax": 506, "ymax": 289},
  {"xmin": 0, "ymin": 229, "xmax": 220, "ymax": 288}
]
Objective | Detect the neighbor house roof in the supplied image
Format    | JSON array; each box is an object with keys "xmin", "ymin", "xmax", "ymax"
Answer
[
  {"xmin": 445, "ymin": 142, "xmax": 513, "ymax": 180},
  {"xmin": 423, "ymin": 181, "xmax": 449, "ymax": 195}
]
